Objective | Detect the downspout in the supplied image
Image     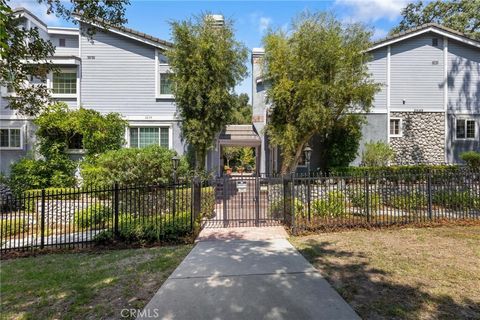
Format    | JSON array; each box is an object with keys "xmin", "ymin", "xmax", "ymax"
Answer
[
  {"xmin": 443, "ymin": 37, "xmax": 448, "ymax": 164},
  {"xmin": 386, "ymin": 45, "xmax": 391, "ymax": 144}
]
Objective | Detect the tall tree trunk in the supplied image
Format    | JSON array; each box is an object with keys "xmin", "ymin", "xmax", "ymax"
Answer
[{"xmin": 195, "ymin": 146, "xmax": 206, "ymax": 172}]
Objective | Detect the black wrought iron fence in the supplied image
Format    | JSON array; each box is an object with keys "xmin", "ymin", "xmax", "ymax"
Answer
[
  {"xmin": 2, "ymin": 169, "xmax": 478, "ymax": 252},
  {"xmin": 0, "ymin": 180, "xmax": 215, "ymax": 253},
  {"xmin": 287, "ymin": 169, "xmax": 480, "ymax": 232}
]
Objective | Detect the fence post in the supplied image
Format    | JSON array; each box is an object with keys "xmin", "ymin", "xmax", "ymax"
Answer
[
  {"xmin": 40, "ymin": 189, "xmax": 45, "ymax": 249},
  {"xmin": 290, "ymin": 173, "xmax": 296, "ymax": 234},
  {"xmin": 223, "ymin": 175, "xmax": 228, "ymax": 226},
  {"xmin": 192, "ymin": 176, "xmax": 201, "ymax": 220},
  {"xmin": 114, "ymin": 183, "xmax": 119, "ymax": 237},
  {"xmin": 427, "ymin": 170, "xmax": 433, "ymax": 221},
  {"xmin": 364, "ymin": 172, "xmax": 370, "ymax": 224}
]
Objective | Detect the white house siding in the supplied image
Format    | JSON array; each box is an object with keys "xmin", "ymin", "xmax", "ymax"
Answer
[
  {"xmin": 447, "ymin": 39, "xmax": 480, "ymax": 113},
  {"xmin": 79, "ymin": 24, "xmax": 176, "ymax": 118},
  {"xmin": 50, "ymin": 34, "xmax": 79, "ymax": 56},
  {"xmin": 445, "ymin": 39, "xmax": 480, "ymax": 163},
  {"xmin": 390, "ymin": 33, "xmax": 444, "ymax": 112},
  {"xmin": 367, "ymin": 48, "xmax": 387, "ymax": 112},
  {"xmin": 0, "ymin": 119, "xmax": 37, "ymax": 174}
]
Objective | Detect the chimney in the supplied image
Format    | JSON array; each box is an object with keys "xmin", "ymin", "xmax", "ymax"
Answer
[{"xmin": 207, "ymin": 14, "xmax": 224, "ymax": 27}]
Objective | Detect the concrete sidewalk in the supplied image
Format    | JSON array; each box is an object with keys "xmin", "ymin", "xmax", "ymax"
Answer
[{"xmin": 138, "ymin": 227, "xmax": 359, "ymax": 320}]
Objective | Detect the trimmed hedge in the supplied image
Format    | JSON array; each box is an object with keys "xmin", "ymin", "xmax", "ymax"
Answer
[
  {"xmin": 311, "ymin": 191, "xmax": 346, "ymax": 218},
  {"xmin": 94, "ymin": 211, "xmax": 194, "ymax": 244},
  {"xmin": 73, "ymin": 204, "xmax": 112, "ymax": 229},
  {"xmin": 433, "ymin": 190, "xmax": 480, "ymax": 210}
]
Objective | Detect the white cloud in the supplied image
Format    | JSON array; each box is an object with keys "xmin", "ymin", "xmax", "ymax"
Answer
[
  {"xmin": 372, "ymin": 28, "xmax": 388, "ymax": 40},
  {"xmin": 259, "ymin": 17, "xmax": 272, "ymax": 33},
  {"xmin": 335, "ymin": 0, "xmax": 408, "ymax": 22},
  {"xmin": 249, "ymin": 12, "xmax": 273, "ymax": 34},
  {"xmin": 9, "ymin": 0, "xmax": 62, "ymax": 26}
]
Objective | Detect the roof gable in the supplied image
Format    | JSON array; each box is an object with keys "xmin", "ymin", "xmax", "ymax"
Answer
[
  {"xmin": 75, "ymin": 16, "xmax": 173, "ymax": 50},
  {"xmin": 368, "ymin": 24, "xmax": 480, "ymax": 52}
]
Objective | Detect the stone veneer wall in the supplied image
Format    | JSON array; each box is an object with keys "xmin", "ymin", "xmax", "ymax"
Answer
[{"xmin": 390, "ymin": 112, "xmax": 445, "ymax": 165}]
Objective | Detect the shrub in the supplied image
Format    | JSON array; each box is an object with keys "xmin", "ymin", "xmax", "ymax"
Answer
[
  {"xmin": 93, "ymin": 230, "xmax": 115, "ymax": 245},
  {"xmin": 74, "ymin": 204, "xmax": 111, "ymax": 229},
  {"xmin": 81, "ymin": 145, "xmax": 189, "ymax": 187},
  {"xmin": 361, "ymin": 141, "xmax": 395, "ymax": 167},
  {"xmin": 34, "ymin": 103, "xmax": 127, "ymax": 159},
  {"xmin": 433, "ymin": 190, "xmax": 480, "ymax": 209},
  {"xmin": 311, "ymin": 191, "xmax": 346, "ymax": 218},
  {"xmin": 349, "ymin": 191, "xmax": 381, "ymax": 212},
  {"xmin": 1, "ymin": 218, "xmax": 29, "ymax": 238},
  {"xmin": 460, "ymin": 151, "xmax": 480, "ymax": 169},
  {"xmin": 115, "ymin": 212, "xmax": 193, "ymax": 243},
  {"xmin": 383, "ymin": 192, "xmax": 427, "ymax": 210},
  {"xmin": 9, "ymin": 157, "xmax": 76, "ymax": 194}
]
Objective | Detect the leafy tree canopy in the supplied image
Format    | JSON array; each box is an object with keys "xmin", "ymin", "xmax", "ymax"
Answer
[
  {"xmin": 34, "ymin": 103, "xmax": 127, "ymax": 160},
  {"xmin": 263, "ymin": 12, "xmax": 378, "ymax": 173},
  {"xmin": 167, "ymin": 13, "xmax": 248, "ymax": 171},
  {"xmin": 391, "ymin": 0, "xmax": 480, "ymax": 40},
  {"xmin": 230, "ymin": 93, "xmax": 253, "ymax": 124},
  {"xmin": 0, "ymin": 0, "xmax": 129, "ymax": 115}
]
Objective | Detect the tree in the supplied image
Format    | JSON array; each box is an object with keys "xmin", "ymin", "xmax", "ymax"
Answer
[
  {"xmin": 230, "ymin": 93, "xmax": 253, "ymax": 124},
  {"xmin": 0, "ymin": 0, "xmax": 129, "ymax": 116},
  {"xmin": 167, "ymin": 14, "xmax": 248, "ymax": 171},
  {"xmin": 391, "ymin": 0, "xmax": 480, "ymax": 40},
  {"xmin": 222, "ymin": 147, "xmax": 241, "ymax": 167},
  {"xmin": 263, "ymin": 12, "xmax": 379, "ymax": 173}
]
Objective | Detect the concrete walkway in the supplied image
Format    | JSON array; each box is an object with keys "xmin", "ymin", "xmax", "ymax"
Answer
[{"xmin": 138, "ymin": 227, "xmax": 359, "ymax": 320}]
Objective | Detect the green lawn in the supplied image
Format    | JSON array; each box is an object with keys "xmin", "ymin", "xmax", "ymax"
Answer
[
  {"xmin": 0, "ymin": 245, "xmax": 192, "ymax": 320},
  {"xmin": 291, "ymin": 226, "xmax": 480, "ymax": 319}
]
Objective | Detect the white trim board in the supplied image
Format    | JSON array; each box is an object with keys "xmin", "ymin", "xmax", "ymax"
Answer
[{"xmin": 368, "ymin": 27, "xmax": 480, "ymax": 52}]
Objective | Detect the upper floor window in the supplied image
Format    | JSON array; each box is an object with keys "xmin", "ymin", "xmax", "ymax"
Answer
[
  {"xmin": 0, "ymin": 128, "xmax": 22, "ymax": 149},
  {"xmin": 53, "ymin": 69, "xmax": 76, "ymax": 94},
  {"xmin": 390, "ymin": 118, "xmax": 402, "ymax": 137},
  {"xmin": 432, "ymin": 38, "xmax": 438, "ymax": 47},
  {"xmin": 130, "ymin": 127, "xmax": 169, "ymax": 148},
  {"xmin": 456, "ymin": 119, "xmax": 476, "ymax": 140},
  {"xmin": 59, "ymin": 38, "xmax": 66, "ymax": 47},
  {"xmin": 160, "ymin": 73, "xmax": 173, "ymax": 95}
]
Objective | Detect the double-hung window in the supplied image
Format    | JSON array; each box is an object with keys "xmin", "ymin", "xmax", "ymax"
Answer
[
  {"xmin": 0, "ymin": 128, "xmax": 22, "ymax": 149},
  {"xmin": 130, "ymin": 127, "xmax": 170, "ymax": 148},
  {"xmin": 52, "ymin": 69, "xmax": 77, "ymax": 94},
  {"xmin": 456, "ymin": 119, "xmax": 476, "ymax": 140},
  {"xmin": 159, "ymin": 73, "xmax": 173, "ymax": 95},
  {"xmin": 390, "ymin": 118, "xmax": 402, "ymax": 137}
]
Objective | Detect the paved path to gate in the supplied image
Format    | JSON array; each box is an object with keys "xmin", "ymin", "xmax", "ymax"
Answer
[{"xmin": 138, "ymin": 226, "xmax": 359, "ymax": 320}]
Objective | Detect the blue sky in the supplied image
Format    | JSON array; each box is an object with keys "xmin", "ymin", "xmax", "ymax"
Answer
[{"xmin": 13, "ymin": 0, "xmax": 411, "ymax": 99}]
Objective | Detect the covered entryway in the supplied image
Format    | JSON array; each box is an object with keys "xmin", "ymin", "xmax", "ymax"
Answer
[
  {"xmin": 217, "ymin": 125, "xmax": 262, "ymax": 176},
  {"xmin": 206, "ymin": 125, "xmax": 284, "ymax": 226}
]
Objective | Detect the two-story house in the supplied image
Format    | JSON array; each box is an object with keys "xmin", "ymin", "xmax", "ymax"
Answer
[
  {"xmin": 2, "ymin": 9, "xmax": 479, "ymax": 176},
  {"xmin": 252, "ymin": 23, "xmax": 480, "ymax": 173},
  {"xmin": 1, "ymin": 7, "xmax": 186, "ymax": 173}
]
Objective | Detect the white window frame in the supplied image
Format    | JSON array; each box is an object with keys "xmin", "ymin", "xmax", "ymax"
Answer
[
  {"xmin": 126, "ymin": 122, "xmax": 173, "ymax": 149},
  {"xmin": 50, "ymin": 67, "xmax": 78, "ymax": 99},
  {"xmin": 155, "ymin": 49, "xmax": 174, "ymax": 99},
  {"xmin": 0, "ymin": 127, "xmax": 24, "ymax": 150},
  {"xmin": 389, "ymin": 118, "xmax": 403, "ymax": 137},
  {"xmin": 455, "ymin": 118, "xmax": 477, "ymax": 141}
]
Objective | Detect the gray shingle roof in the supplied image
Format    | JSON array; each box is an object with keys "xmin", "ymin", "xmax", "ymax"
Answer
[{"xmin": 370, "ymin": 23, "xmax": 480, "ymax": 49}]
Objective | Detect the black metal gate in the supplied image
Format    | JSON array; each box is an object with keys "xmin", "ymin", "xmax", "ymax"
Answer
[{"xmin": 205, "ymin": 175, "xmax": 284, "ymax": 227}]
